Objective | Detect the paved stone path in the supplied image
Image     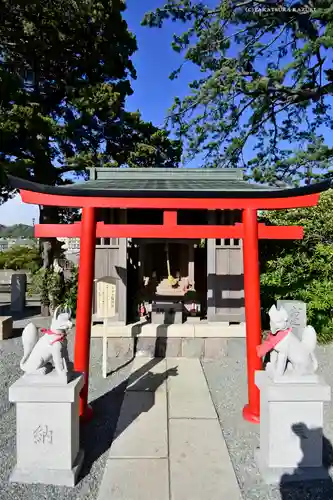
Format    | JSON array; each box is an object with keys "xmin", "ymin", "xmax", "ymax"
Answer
[{"xmin": 97, "ymin": 357, "xmax": 242, "ymax": 500}]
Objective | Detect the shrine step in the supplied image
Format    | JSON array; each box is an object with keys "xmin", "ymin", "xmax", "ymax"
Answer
[
  {"xmin": 91, "ymin": 321, "xmax": 246, "ymax": 339},
  {"xmin": 98, "ymin": 336, "xmax": 245, "ymax": 363}
]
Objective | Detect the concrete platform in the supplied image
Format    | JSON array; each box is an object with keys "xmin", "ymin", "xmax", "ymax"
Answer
[
  {"xmin": 95, "ymin": 322, "xmax": 245, "ymax": 373},
  {"xmin": 97, "ymin": 357, "xmax": 242, "ymax": 500},
  {"xmin": 91, "ymin": 321, "xmax": 246, "ymax": 338}
]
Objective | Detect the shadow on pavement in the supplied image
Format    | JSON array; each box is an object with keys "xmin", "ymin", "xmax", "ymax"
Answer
[
  {"xmin": 102, "ymin": 322, "xmax": 169, "ymax": 377},
  {"xmin": 79, "ymin": 357, "xmax": 177, "ymax": 481},
  {"xmin": 280, "ymin": 423, "xmax": 333, "ymax": 500}
]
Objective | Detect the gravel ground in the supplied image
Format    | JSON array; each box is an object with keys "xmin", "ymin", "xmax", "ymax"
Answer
[
  {"xmin": 2, "ymin": 323, "xmax": 333, "ymax": 500},
  {"xmin": 202, "ymin": 339, "xmax": 333, "ymax": 500},
  {"xmin": 0, "ymin": 334, "xmax": 133, "ymax": 500}
]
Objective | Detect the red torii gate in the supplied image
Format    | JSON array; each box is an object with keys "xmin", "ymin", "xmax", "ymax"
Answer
[{"xmin": 8, "ymin": 175, "xmax": 331, "ymax": 424}]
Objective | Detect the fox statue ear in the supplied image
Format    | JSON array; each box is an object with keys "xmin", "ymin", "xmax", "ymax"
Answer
[
  {"xmin": 269, "ymin": 304, "xmax": 288, "ymax": 323},
  {"xmin": 268, "ymin": 305, "xmax": 277, "ymax": 319},
  {"xmin": 64, "ymin": 306, "xmax": 72, "ymax": 319},
  {"xmin": 53, "ymin": 305, "xmax": 61, "ymax": 320},
  {"xmin": 279, "ymin": 306, "xmax": 289, "ymax": 322}
]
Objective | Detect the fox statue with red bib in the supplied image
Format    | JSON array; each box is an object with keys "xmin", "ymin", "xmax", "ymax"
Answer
[
  {"xmin": 20, "ymin": 305, "xmax": 73, "ymax": 377},
  {"xmin": 257, "ymin": 304, "xmax": 318, "ymax": 378}
]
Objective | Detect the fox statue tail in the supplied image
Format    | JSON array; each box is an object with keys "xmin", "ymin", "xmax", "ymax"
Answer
[
  {"xmin": 20, "ymin": 322, "xmax": 39, "ymax": 370},
  {"xmin": 301, "ymin": 325, "xmax": 318, "ymax": 372}
]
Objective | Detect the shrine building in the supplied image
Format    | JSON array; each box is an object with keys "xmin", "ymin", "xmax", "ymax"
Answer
[{"xmin": 81, "ymin": 167, "xmax": 276, "ymax": 328}]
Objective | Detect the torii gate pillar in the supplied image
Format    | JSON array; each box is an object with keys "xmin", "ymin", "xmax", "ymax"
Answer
[
  {"xmin": 242, "ymin": 208, "xmax": 262, "ymax": 423},
  {"xmin": 74, "ymin": 207, "xmax": 96, "ymax": 421}
]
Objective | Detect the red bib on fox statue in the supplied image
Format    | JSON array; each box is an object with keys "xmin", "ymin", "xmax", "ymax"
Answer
[
  {"xmin": 40, "ymin": 328, "xmax": 65, "ymax": 345},
  {"xmin": 256, "ymin": 329, "xmax": 291, "ymax": 358}
]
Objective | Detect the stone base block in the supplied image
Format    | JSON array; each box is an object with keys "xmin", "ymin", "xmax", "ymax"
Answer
[
  {"xmin": 194, "ymin": 322, "xmax": 245, "ymax": 338},
  {"xmin": 0, "ymin": 316, "xmax": 13, "ymax": 340},
  {"xmin": 151, "ymin": 302, "xmax": 183, "ymax": 325},
  {"xmin": 136, "ymin": 337, "xmax": 181, "ymax": 358},
  {"xmin": 135, "ymin": 337, "xmax": 228, "ymax": 358},
  {"xmin": 151, "ymin": 311, "xmax": 183, "ymax": 324},
  {"xmin": 21, "ymin": 370, "xmax": 74, "ymax": 386},
  {"xmin": 182, "ymin": 338, "xmax": 205, "ymax": 358},
  {"xmin": 204, "ymin": 338, "xmax": 228, "ymax": 359},
  {"xmin": 107, "ymin": 337, "xmax": 135, "ymax": 358},
  {"xmin": 9, "ymin": 372, "xmax": 84, "ymax": 487},
  {"xmin": 185, "ymin": 316, "xmax": 202, "ymax": 324},
  {"xmin": 256, "ymin": 449, "xmax": 329, "ymax": 485},
  {"xmin": 91, "ymin": 321, "xmax": 247, "ymax": 338},
  {"xmin": 10, "ymin": 449, "xmax": 84, "ymax": 487},
  {"xmin": 255, "ymin": 370, "xmax": 331, "ymax": 484},
  {"xmin": 104, "ymin": 337, "xmax": 232, "ymax": 360}
]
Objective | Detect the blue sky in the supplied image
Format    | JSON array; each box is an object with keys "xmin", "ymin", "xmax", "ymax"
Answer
[
  {"xmin": 126, "ymin": 1, "xmax": 183, "ymax": 124},
  {"xmin": 124, "ymin": 0, "xmax": 201, "ymax": 127}
]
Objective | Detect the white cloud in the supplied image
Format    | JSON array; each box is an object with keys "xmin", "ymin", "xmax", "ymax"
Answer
[{"xmin": 0, "ymin": 195, "xmax": 39, "ymax": 225}]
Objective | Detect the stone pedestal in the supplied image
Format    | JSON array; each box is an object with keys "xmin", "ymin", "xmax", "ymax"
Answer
[
  {"xmin": 151, "ymin": 301, "xmax": 183, "ymax": 324},
  {"xmin": 255, "ymin": 370, "xmax": 331, "ymax": 484},
  {"xmin": 11, "ymin": 273, "xmax": 26, "ymax": 312},
  {"xmin": 0, "ymin": 316, "xmax": 13, "ymax": 339},
  {"xmin": 9, "ymin": 372, "xmax": 84, "ymax": 487}
]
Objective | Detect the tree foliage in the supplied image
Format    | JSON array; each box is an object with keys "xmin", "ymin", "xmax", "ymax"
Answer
[
  {"xmin": 143, "ymin": 0, "xmax": 333, "ymax": 183},
  {"xmin": 0, "ymin": 244, "xmax": 40, "ymax": 271},
  {"xmin": 259, "ymin": 189, "xmax": 333, "ymax": 342},
  {"xmin": 29, "ymin": 266, "xmax": 79, "ymax": 316},
  {"xmin": 0, "ymin": 0, "xmax": 181, "ymax": 204},
  {"xmin": 0, "ymin": 0, "xmax": 181, "ymax": 315},
  {"xmin": 0, "ymin": 224, "xmax": 34, "ymax": 238}
]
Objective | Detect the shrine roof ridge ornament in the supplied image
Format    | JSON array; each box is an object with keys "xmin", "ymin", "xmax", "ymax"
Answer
[
  {"xmin": 8, "ymin": 173, "xmax": 333, "ymax": 200},
  {"xmin": 87, "ymin": 166, "xmax": 246, "ymax": 181}
]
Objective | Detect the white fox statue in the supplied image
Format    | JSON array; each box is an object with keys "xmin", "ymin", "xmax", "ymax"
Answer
[
  {"xmin": 20, "ymin": 305, "xmax": 73, "ymax": 376},
  {"xmin": 257, "ymin": 304, "xmax": 318, "ymax": 377}
]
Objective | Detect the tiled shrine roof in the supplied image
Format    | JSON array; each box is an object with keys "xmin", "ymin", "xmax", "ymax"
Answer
[{"xmin": 8, "ymin": 168, "xmax": 333, "ymax": 199}]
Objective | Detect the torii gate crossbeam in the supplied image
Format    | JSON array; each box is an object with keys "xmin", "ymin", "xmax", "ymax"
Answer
[{"xmin": 36, "ymin": 208, "xmax": 305, "ymax": 424}]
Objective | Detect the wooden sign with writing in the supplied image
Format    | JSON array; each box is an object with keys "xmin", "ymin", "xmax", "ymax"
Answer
[{"xmin": 95, "ymin": 277, "xmax": 117, "ymax": 318}]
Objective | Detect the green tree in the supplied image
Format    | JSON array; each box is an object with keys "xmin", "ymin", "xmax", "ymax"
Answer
[
  {"xmin": 0, "ymin": 224, "xmax": 34, "ymax": 238},
  {"xmin": 0, "ymin": 0, "xmax": 181, "ymax": 312},
  {"xmin": 0, "ymin": 0, "xmax": 181, "ymax": 192},
  {"xmin": 143, "ymin": 0, "xmax": 333, "ymax": 182},
  {"xmin": 0, "ymin": 0, "xmax": 181, "ymax": 203},
  {"xmin": 0, "ymin": 244, "xmax": 40, "ymax": 271},
  {"xmin": 259, "ymin": 189, "xmax": 333, "ymax": 342}
]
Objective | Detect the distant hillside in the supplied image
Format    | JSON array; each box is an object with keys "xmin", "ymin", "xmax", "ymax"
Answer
[{"xmin": 0, "ymin": 224, "xmax": 34, "ymax": 238}]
